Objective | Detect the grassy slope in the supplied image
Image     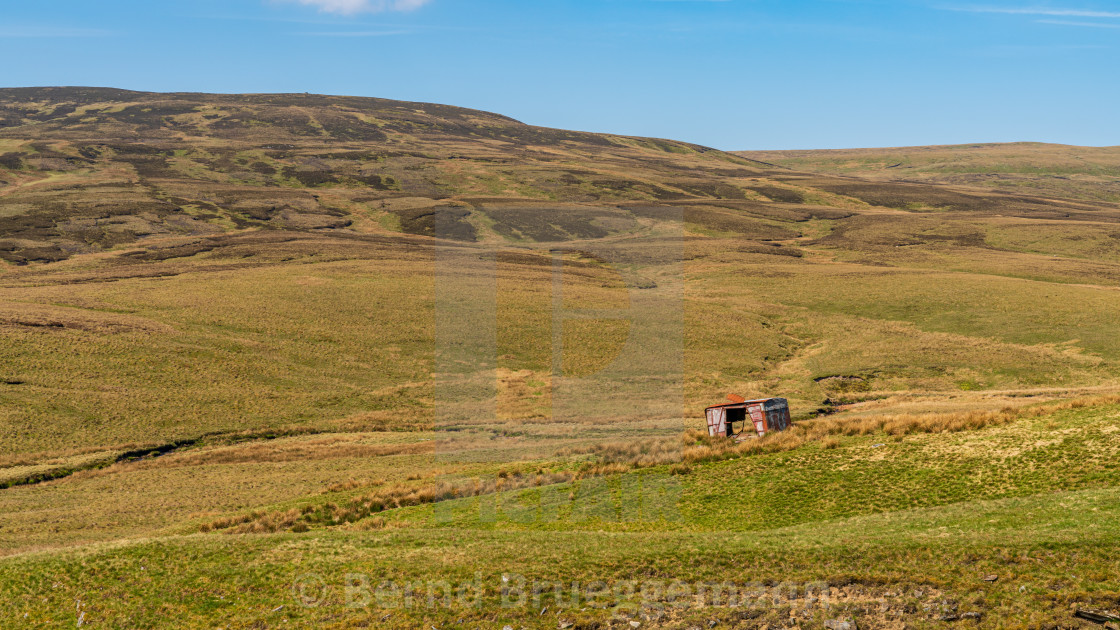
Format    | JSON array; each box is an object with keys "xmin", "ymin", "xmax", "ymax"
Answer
[
  {"xmin": 2, "ymin": 90, "xmax": 1120, "ymax": 628},
  {"xmin": 3, "ymin": 403, "xmax": 1119, "ymax": 628},
  {"xmin": 737, "ymin": 142, "xmax": 1120, "ymax": 203}
]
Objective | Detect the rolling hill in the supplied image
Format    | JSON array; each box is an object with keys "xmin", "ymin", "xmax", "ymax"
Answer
[{"xmin": 738, "ymin": 142, "xmax": 1120, "ymax": 203}]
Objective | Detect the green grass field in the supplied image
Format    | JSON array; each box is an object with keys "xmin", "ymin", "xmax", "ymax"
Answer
[{"xmin": 3, "ymin": 402, "xmax": 1119, "ymax": 628}]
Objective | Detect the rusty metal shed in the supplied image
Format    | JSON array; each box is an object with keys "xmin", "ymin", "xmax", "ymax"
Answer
[{"xmin": 705, "ymin": 396, "xmax": 791, "ymax": 439}]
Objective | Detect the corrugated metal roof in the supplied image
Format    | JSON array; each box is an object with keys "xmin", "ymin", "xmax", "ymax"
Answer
[{"xmin": 704, "ymin": 397, "xmax": 783, "ymax": 411}]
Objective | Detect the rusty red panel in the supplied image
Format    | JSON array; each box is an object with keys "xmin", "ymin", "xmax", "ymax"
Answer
[
  {"xmin": 706, "ymin": 407, "xmax": 727, "ymax": 437},
  {"xmin": 747, "ymin": 404, "xmax": 765, "ymax": 436}
]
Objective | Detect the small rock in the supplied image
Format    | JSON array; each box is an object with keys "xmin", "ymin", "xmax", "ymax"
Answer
[
  {"xmin": 272, "ymin": 606, "xmax": 284, "ymax": 613},
  {"xmin": 939, "ymin": 614, "xmax": 960, "ymax": 622},
  {"xmin": 1019, "ymin": 586, "xmax": 1027, "ymax": 593},
  {"xmin": 981, "ymin": 575, "xmax": 998, "ymax": 582},
  {"xmin": 962, "ymin": 612, "xmax": 982, "ymax": 621},
  {"xmin": 630, "ymin": 622, "xmax": 642, "ymax": 629},
  {"xmin": 708, "ymin": 621, "xmax": 718, "ymax": 629},
  {"xmin": 825, "ymin": 620, "xmax": 856, "ymax": 630},
  {"xmin": 559, "ymin": 623, "xmax": 573, "ymax": 630},
  {"xmin": 504, "ymin": 626, "xmax": 514, "ymax": 630}
]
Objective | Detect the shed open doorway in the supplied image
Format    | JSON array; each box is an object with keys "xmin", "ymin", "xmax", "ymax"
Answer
[
  {"xmin": 724, "ymin": 406, "xmax": 747, "ymax": 437},
  {"xmin": 705, "ymin": 397, "xmax": 792, "ymax": 439}
]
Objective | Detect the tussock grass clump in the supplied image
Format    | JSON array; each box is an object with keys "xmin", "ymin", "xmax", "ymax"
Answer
[
  {"xmin": 198, "ymin": 510, "xmax": 266, "ymax": 533},
  {"xmin": 560, "ymin": 437, "xmax": 684, "ymax": 470},
  {"xmin": 324, "ymin": 477, "xmax": 384, "ymax": 494}
]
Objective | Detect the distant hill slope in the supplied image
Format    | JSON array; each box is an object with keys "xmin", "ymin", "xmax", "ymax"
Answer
[
  {"xmin": 5, "ymin": 89, "xmax": 1120, "ymax": 266},
  {"xmin": 0, "ymin": 87, "xmax": 798, "ymax": 263},
  {"xmin": 737, "ymin": 142, "xmax": 1120, "ymax": 203}
]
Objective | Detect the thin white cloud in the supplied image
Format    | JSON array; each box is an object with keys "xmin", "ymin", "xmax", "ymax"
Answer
[
  {"xmin": 301, "ymin": 29, "xmax": 412, "ymax": 36},
  {"xmin": 1037, "ymin": 18, "xmax": 1120, "ymax": 26},
  {"xmin": 280, "ymin": 0, "xmax": 432, "ymax": 15},
  {"xmin": 945, "ymin": 5, "xmax": 1120, "ymax": 18}
]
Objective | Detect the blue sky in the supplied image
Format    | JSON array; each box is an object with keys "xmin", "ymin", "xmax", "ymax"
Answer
[{"xmin": 1, "ymin": 0, "xmax": 1117, "ymax": 150}]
